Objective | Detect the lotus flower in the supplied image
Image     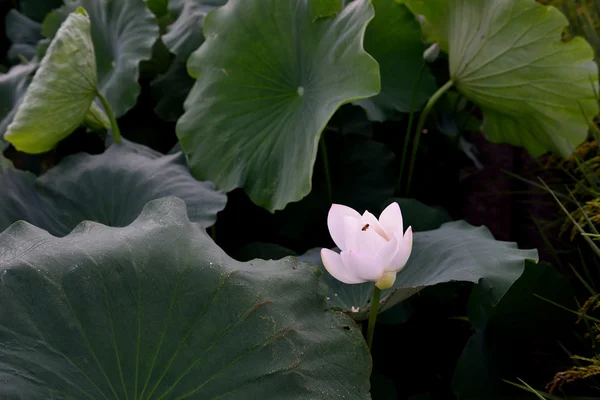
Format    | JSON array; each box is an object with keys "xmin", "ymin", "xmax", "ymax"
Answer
[{"xmin": 321, "ymin": 202, "xmax": 413, "ymax": 290}]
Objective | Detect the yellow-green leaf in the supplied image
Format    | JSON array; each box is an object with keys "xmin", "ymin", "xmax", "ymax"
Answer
[{"xmin": 4, "ymin": 7, "xmax": 97, "ymax": 154}]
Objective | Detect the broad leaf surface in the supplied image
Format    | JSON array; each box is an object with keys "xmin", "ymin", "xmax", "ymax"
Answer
[
  {"xmin": 355, "ymin": 0, "xmax": 437, "ymax": 121},
  {"xmin": 177, "ymin": 0, "xmax": 380, "ymax": 211},
  {"xmin": 4, "ymin": 8, "xmax": 97, "ymax": 154},
  {"xmin": 43, "ymin": 0, "xmax": 159, "ymax": 118},
  {"xmin": 6, "ymin": 10, "xmax": 43, "ymax": 63},
  {"xmin": 0, "ymin": 197, "xmax": 371, "ymax": 399},
  {"xmin": 417, "ymin": 0, "xmax": 599, "ymax": 157},
  {"xmin": 300, "ymin": 219, "xmax": 537, "ymax": 321},
  {"xmin": 0, "ymin": 140, "xmax": 226, "ymax": 234}
]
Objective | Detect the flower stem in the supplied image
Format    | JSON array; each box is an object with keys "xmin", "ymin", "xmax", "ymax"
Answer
[
  {"xmin": 320, "ymin": 134, "xmax": 333, "ymax": 205},
  {"xmin": 397, "ymin": 62, "xmax": 427, "ymax": 196},
  {"xmin": 366, "ymin": 286, "xmax": 381, "ymax": 350},
  {"xmin": 96, "ymin": 89, "xmax": 121, "ymax": 144},
  {"xmin": 405, "ymin": 79, "xmax": 454, "ymax": 194}
]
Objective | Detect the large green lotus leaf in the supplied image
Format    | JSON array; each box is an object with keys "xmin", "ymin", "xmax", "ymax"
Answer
[
  {"xmin": 177, "ymin": 0, "xmax": 380, "ymax": 212},
  {"xmin": 0, "ymin": 63, "xmax": 37, "ymax": 143},
  {"xmin": 162, "ymin": 0, "xmax": 227, "ymax": 59},
  {"xmin": 0, "ymin": 197, "xmax": 371, "ymax": 399},
  {"xmin": 19, "ymin": 0, "xmax": 63, "ymax": 22},
  {"xmin": 418, "ymin": 0, "xmax": 599, "ymax": 157},
  {"xmin": 300, "ymin": 219, "xmax": 537, "ymax": 321},
  {"xmin": 354, "ymin": 0, "xmax": 437, "ymax": 121},
  {"xmin": 4, "ymin": 8, "xmax": 97, "ymax": 154},
  {"xmin": 0, "ymin": 139, "xmax": 226, "ymax": 234},
  {"xmin": 43, "ymin": 0, "xmax": 159, "ymax": 118},
  {"xmin": 6, "ymin": 10, "xmax": 43, "ymax": 63}
]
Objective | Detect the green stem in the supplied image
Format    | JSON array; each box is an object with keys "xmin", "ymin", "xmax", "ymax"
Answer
[
  {"xmin": 397, "ymin": 62, "xmax": 427, "ymax": 196},
  {"xmin": 96, "ymin": 89, "xmax": 121, "ymax": 144},
  {"xmin": 405, "ymin": 80, "xmax": 454, "ymax": 194},
  {"xmin": 320, "ymin": 135, "xmax": 333, "ymax": 205},
  {"xmin": 366, "ymin": 286, "xmax": 381, "ymax": 351}
]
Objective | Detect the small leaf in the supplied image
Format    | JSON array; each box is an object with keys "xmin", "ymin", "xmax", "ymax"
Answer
[
  {"xmin": 42, "ymin": 0, "xmax": 160, "ymax": 118},
  {"xmin": 4, "ymin": 8, "xmax": 97, "ymax": 154},
  {"xmin": 0, "ymin": 139, "xmax": 227, "ymax": 234},
  {"xmin": 0, "ymin": 197, "xmax": 371, "ymax": 399},
  {"xmin": 354, "ymin": 0, "xmax": 437, "ymax": 121},
  {"xmin": 300, "ymin": 220, "xmax": 538, "ymax": 320},
  {"xmin": 414, "ymin": 0, "xmax": 600, "ymax": 157},
  {"xmin": 177, "ymin": 0, "xmax": 380, "ymax": 211}
]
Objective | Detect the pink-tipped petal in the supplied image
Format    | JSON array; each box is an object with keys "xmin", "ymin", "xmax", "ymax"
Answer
[
  {"xmin": 388, "ymin": 226, "xmax": 413, "ymax": 272},
  {"xmin": 327, "ymin": 204, "xmax": 361, "ymax": 251},
  {"xmin": 341, "ymin": 250, "xmax": 385, "ymax": 282},
  {"xmin": 377, "ymin": 234, "xmax": 399, "ymax": 266},
  {"xmin": 321, "ymin": 248, "xmax": 365, "ymax": 284},
  {"xmin": 379, "ymin": 202, "xmax": 403, "ymax": 240}
]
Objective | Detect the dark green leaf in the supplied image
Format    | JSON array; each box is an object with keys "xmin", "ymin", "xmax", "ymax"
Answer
[
  {"xmin": 0, "ymin": 139, "xmax": 227, "ymax": 234},
  {"xmin": 452, "ymin": 261, "xmax": 575, "ymax": 399},
  {"xmin": 6, "ymin": 10, "xmax": 43, "ymax": 63},
  {"xmin": 151, "ymin": 57, "xmax": 195, "ymax": 121},
  {"xmin": 19, "ymin": 0, "xmax": 63, "ymax": 22},
  {"xmin": 0, "ymin": 197, "xmax": 371, "ymax": 399},
  {"xmin": 162, "ymin": 0, "xmax": 226, "ymax": 59},
  {"xmin": 300, "ymin": 220, "xmax": 538, "ymax": 320},
  {"xmin": 177, "ymin": 0, "xmax": 380, "ymax": 211},
  {"xmin": 354, "ymin": 0, "xmax": 437, "ymax": 121},
  {"xmin": 383, "ymin": 198, "xmax": 452, "ymax": 232}
]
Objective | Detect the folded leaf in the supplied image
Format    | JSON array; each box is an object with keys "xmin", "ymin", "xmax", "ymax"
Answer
[{"xmin": 5, "ymin": 8, "xmax": 97, "ymax": 154}]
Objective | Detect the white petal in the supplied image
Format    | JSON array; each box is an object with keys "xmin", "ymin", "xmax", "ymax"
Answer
[
  {"xmin": 321, "ymin": 248, "xmax": 365, "ymax": 284},
  {"xmin": 357, "ymin": 228, "xmax": 388, "ymax": 255},
  {"xmin": 327, "ymin": 204, "xmax": 361, "ymax": 251},
  {"xmin": 360, "ymin": 211, "xmax": 387, "ymax": 239},
  {"xmin": 387, "ymin": 226, "xmax": 413, "ymax": 272},
  {"xmin": 344, "ymin": 216, "xmax": 360, "ymax": 252},
  {"xmin": 341, "ymin": 250, "xmax": 385, "ymax": 282},
  {"xmin": 379, "ymin": 202, "xmax": 403, "ymax": 240},
  {"xmin": 377, "ymin": 234, "xmax": 399, "ymax": 266}
]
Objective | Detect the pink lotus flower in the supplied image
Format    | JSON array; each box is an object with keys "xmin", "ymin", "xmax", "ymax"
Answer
[{"xmin": 321, "ymin": 202, "xmax": 413, "ymax": 290}]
